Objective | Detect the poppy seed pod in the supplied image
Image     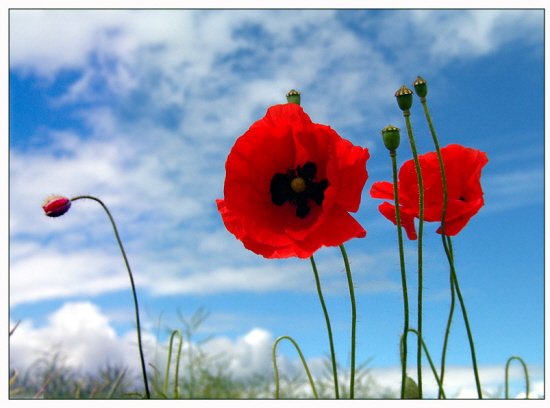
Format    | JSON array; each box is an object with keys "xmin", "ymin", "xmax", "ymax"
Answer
[
  {"xmin": 395, "ymin": 85, "xmax": 413, "ymax": 111},
  {"xmin": 286, "ymin": 89, "xmax": 301, "ymax": 106},
  {"xmin": 43, "ymin": 195, "xmax": 71, "ymax": 217},
  {"xmin": 381, "ymin": 125, "xmax": 401, "ymax": 151},
  {"xmin": 413, "ymin": 76, "xmax": 428, "ymax": 99}
]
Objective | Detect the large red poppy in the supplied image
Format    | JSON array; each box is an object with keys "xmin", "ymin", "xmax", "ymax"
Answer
[
  {"xmin": 216, "ymin": 103, "xmax": 370, "ymax": 259},
  {"xmin": 370, "ymin": 144, "xmax": 488, "ymax": 240}
]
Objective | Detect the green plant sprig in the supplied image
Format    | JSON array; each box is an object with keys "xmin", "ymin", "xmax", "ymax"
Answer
[
  {"xmin": 505, "ymin": 356, "xmax": 530, "ymax": 399},
  {"xmin": 413, "ymin": 77, "xmax": 482, "ymax": 399},
  {"xmin": 380, "ymin": 125, "xmax": 410, "ymax": 399},
  {"xmin": 396, "ymin": 85, "xmax": 425, "ymax": 397},
  {"xmin": 272, "ymin": 335, "xmax": 318, "ymax": 399}
]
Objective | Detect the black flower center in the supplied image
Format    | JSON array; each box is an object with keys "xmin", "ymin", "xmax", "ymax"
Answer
[{"xmin": 269, "ymin": 162, "xmax": 329, "ymax": 218}]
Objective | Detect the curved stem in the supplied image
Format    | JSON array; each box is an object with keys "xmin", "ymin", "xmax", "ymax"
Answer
[
  {"xmin": 403, "ymin": 110, "xmax": 424, "ymax": 397},
  {"xmin": 401, "ymin": 328, "xmax": 446, "ymax": 399},
  {"xmin": 164, "ymin": 330, "xmax": 183, "ymax": 398},
  {"xmin": 339, "ymin": 244, "xmax": 356, "ymax": 399},
  {"xmin": 389, "ymin": 149, "xmax": 410, "ymax": 399},
  {"xmin": 70, "ymin": 195, "xmax": 150, "ymax": 399},
  {"xmin": 272, "ymin": 336, "xmax": 318, "ymax": 399},
  {"xmin": 310, "ymin": 255, "xmax": 339, "ymax": 398},
  {"xmin": 505, "ymin": 356, "xmax": 530, "ymax": 399}
]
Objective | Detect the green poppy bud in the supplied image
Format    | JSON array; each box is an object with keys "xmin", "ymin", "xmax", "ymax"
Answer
[
  {"xmin": 395, "ymin": 85, "xmax": 413, "ymax": 111},
  {"xmin": 381, "ymin": 125, "xmax": 401, "ymax": 151},
  {"xmin": 286, "ymin": 89, "xmax": 301, "ymax": 106},
  {"xmin": 413, "ymin": 76, "xmax": 428, "ymax": 99},
  {"xmin": 403, "ymin": 376, "xmax": 420, "ymax": 399}
]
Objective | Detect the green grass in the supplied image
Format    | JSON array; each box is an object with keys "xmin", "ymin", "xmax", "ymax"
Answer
[{"xmin": 9, "ymin": 310, "xmax": 397, "ymax": 399}]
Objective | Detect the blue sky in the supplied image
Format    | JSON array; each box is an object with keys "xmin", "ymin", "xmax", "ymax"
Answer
[{"xmin": 8, "ymin": 8, "xmax": 545, "ymax": 398}]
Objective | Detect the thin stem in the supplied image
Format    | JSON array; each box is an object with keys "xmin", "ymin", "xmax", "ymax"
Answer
[
  {"xmin": 438, "ymin": 238, "xmax": 456, "ymax": 398},
  {"xmin": 403, "ymin": 110, "xmax": 424, "ymax": 397},
  {"xmin": 105, "ymin": 368, "xmax": 127, "ymax": 399},
  {"xmin": 272, "ymin": 336, "xmax": 318, "ymax": 399},
  {"xmin": 70, "ymin": 195, "xmax": 150, "ymax": 399},
  {"xmin": 389, "ymin": 149, "xmax": 410, "ymax": 399},
  {"xmin": 339, "ymin": 244, "xmax": 356, "ymax": 399},
  {"xmin": 310, "ymin": 255, "xmax": 339, "ymax": 398},
  {"xmin": 400, "ymin": 328, "xmax": 447, "ymax": 399},
  {"xmin": 164, "ymin": 330, "xmax": 183, "ymax": 398},
  {"xmin": 419, "ymin": 98, "xmax": 453, "ymax": 398},
  {"xmin": 505, "ymin": 356, "xmax": 530, "ymax": 399},
  {"xmin": 447, "ymin": 237, "xmax": 483, "ymax": 399}
]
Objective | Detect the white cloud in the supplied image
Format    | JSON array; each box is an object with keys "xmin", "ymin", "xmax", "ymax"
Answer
[
  {"xmin": 10, "ymin": 246, "xmax": 130, "ymax": 306},
  {"xmin": 9, "ymin": 9, "xmax": 543, "ymax": 308},
  {"xmin": 10, "ymin": 301, "xmax": 543, "ymax": 398},
  {"xmin": 10, "ymin": 302, "xmax": 145, "ymax": 374},
  {"xmin": 369, "ymin": 365, "xmax": 544, "ymax": 399}
]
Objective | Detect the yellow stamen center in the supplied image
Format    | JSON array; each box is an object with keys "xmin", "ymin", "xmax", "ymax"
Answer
[{"xmin": 291, "ymin": 177, "xmax": 306, "ymax": 193}]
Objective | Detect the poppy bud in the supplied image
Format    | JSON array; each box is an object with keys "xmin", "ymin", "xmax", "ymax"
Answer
[
  {"xmin": 395, "ymin": 85, "xmax": 413, "ymax": 111},
  {"xmin": 381, "ymin": 125, "xmax": 401, "ymax": 151},
  {"xmin": 42, "ymin": 195, "xmax": 71, "ymax": 217},
  {"xmin": 404, "ymin": 376, "xmax": 420, "ymax": 399},
  {"xmin": 286, "ymin": 89, "xmax": 301, "ymax": 106},
  {"xmin": 413, "ymin": 76, "xmax": 428, "ymax": 99}
]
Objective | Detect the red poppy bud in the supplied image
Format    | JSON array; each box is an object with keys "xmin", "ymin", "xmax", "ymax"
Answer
[
  {"xmin": 217, "ymin": 103, "xmax": 370, "ymax": 259},
  {"xmin": 395, "ymin": 85, "xmax": 413, "ymax": 111},
  {"xmin": 42, "ymin": 195, "xmax": 71, "ymax": 217}
]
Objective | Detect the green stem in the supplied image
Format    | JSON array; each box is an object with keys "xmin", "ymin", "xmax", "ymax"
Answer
[
  {"xmin": 447, "ymin": 237, "xmax": 483, "ymax": 398},
  {"xmin": 403, "ymin": 110, "xmax": 424, "ymax": 398},
  {"xmin": 389, "ymin": 149, "xmax": 410, "ymax": 399},
  {"xmin": 438, "ymin": 238, "xmax": 456, "ymax": 398},
  {"xmin": 422, "ymin": 97, "xmax": 482, "ymax": 398},
  {"xmin": 70, "ymin": 195, "xmax": 150, "ymax": 399},
  {"xmin": 505, "ymin": 356, "xmax": 530, "ymax": 399},
  {"xmin": 164, "ymin": 330, "xmax": 183, "ymax": 398},
  {"xmin": 339, "ymin": 244, "xmax": 356, "ymax": 399},
  {"xmin": 310, "ymin": 255, "xmax": 339, "ymax": 398},
  {"xmin": 272, "ymin": 336, "xmax": 318, "ymax": 399},
  {"xmin": 400, "ymin": 328, "xmax": 447, "ymax": 399},
  {"xmin": 419, "ymin": 97, "xmax": 453, "ymax": 399}
]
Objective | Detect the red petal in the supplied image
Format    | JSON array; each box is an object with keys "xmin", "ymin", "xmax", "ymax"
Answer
[
  {"xmin": 370, "ymin": 181, "xmax": 394, "ymax": 200},
  {"xmin": 217, "ymin": 103, "xmax": 370, "ymax": 258},
  {"xmin": 378, "ymin": 202, "xmax": 418, "ymax": 240}
]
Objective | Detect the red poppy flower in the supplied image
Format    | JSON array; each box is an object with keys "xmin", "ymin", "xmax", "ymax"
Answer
[
  {"xmin": 370, "ymin": 144, "xmax": 488, "ymax": 240},
  {"xmin": 216, "ymin": 103, "xmax": 370, "ymax": 259}
]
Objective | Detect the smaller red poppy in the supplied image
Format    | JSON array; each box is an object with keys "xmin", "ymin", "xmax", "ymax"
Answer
[
  {"xmin": 217, "ymin": 103, "xmax": 370, "ymax": 259},
  {"xmin": 370, "ymin": 144, "xmax": 488, "ymax": 240},
  {"xmin": 43, "ymin": 195, "xmax": 71, "ymax": 217}
]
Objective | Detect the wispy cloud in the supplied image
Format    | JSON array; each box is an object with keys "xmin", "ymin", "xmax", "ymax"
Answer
[{"xmin": 9, "ymin": 9, "xmax": 544, "ymax": 388}]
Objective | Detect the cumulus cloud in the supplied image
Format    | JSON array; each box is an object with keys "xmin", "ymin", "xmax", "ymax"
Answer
[
  {"xmin": 9, "ymin": 11, "xmax": 543, "ymax": 393},
  {"xmin": 10, "ymin": 302, "xmax": 145, "ymax": 374},
  {"xmin": 9, "ymin": 301, "xmax": 308, "ymax": 383},
  {"xmin": 10, "ymin": 301, "xmax": 544, "ymax": 398}
]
